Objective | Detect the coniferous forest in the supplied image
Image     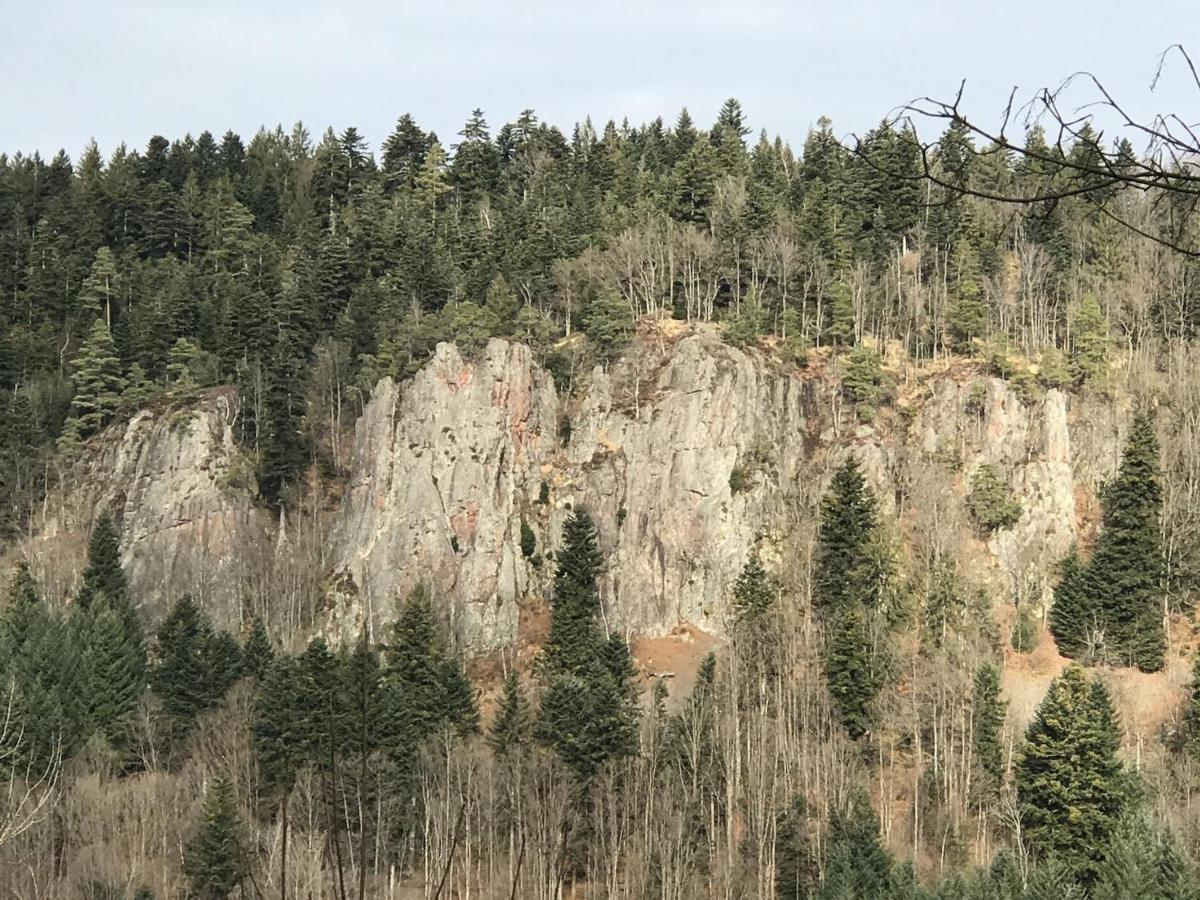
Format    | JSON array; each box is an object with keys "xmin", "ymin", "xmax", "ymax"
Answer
[{"xmin": 5, "ymin": 96, "xmax": 1200, "ymax": 898}]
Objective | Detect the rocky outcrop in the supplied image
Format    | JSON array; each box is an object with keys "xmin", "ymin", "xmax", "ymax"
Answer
[
  {"xmin": 25, "ymin": 390, "xmax": 266, "ymax": 625},
  {"xmin": 328, "ymin": 341, "xmax": 559, "ymax": 646},
  {"xmin": 330, "ymin": 330, "xmax": 1128, "ymax": 651},
  {"xmin": 20, "ymin": 329, "xmax": 1131, "ymax": 652}
]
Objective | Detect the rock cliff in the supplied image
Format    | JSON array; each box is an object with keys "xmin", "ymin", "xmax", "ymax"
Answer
[
  {"xmin": 20, "ymin": 329, "xmax": 1132, "ymax": 652},
  {"xmin": 329, "ymin": 329, "xmax": 1128, "ymax": 651},
  {"xmin": 23, "ymin": 390, "xmax": 267, "ymax": 626}
]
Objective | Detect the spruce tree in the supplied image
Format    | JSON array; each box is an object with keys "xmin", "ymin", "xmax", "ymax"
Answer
[
  {"xmin": 774, "ymin": 795, "xmax": 816, "ymax": 900},
  {"xmin": 488, "ymin": 668, "xmax": 530, "ymax": 756},
  {"xmin": 817, "ymin": 791, "xmax": 896, "ymax": 900},
  {"xmin": 823, "ymin": 606, "xmax": 882, "ymax": 740},
  {"xmin": 184, "ymin": 776, "xmax": 245, "ymax": 900},
  {"xmin": 76, "ymin": 511, "xmax": 130, "ymax": 611},
  {"xmin": 61, "ymin": 319, "xmax": 127, "ymax": 447},
  {"xmin": 1092, "ymin": 412, "xmax": 1164, "ymax": 671},
  {"xmin": 1016, "ymin": 666, "xmax": 1126, "ymax": 885},
  {"xmin": 972, "ymin": 663, "xmax": 1007, "ymax": 787},
  {"xmin": 814, "ymin": 460, "xmax": 880, "ymax": 613},
  {"xmin": 240, "ymin": 616, "xmax": 274, "ymax": 681},
  {"xmin": 536, "ymin": 510, "xmax": 638, "ymax": 779}
]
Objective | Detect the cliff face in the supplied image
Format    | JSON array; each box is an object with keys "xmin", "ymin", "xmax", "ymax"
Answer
[
  {"xmin": 329, "ymin": 329, "xmax": 1129, "ymax": 652},
  {"xmin": 21, "ymin": 330, "xmax": 1132, "ymax": 651},
  {"xmin": 24, "ymin": 390, "xmax": 268, "ymax": 626}
]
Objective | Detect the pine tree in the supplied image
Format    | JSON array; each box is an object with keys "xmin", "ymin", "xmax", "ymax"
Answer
[
  {"xmin": 536, "ymin": 510, "xmax": 637, "ymax": 778},
  {"xmin": 1071, "ymin": 294, "xmax": 1109, "ymax": 385},
  {"xmin": 823, "ymin": 606, "xmax": 882, "ymax": 740},
  {"xmin": 817, "ymin": 791, "xmax": 896, "ymax": 900},
  {"xmin": 972, "ymin": 663, "xmax": 1007, "ymax": 787},
  {"xmin": 775, "ymin": 795, "xmax": 816, "ymax": 900},
  {"xmin": 61, "ymin": 319, "xmax": 127, "ymax": 447},
  {"xmin": 76, "ymin": 511, "xmax": 129, "ymax": 610},
  {"xmin": 184, "ymin": 776, "xmax": 245, "ymax": 900},
  {"xmin": 241, "ymin": 616, "xmax": 274, "ymax": 681},
  {"xmin": 1048, "ymin": 546, "xmax": 1092, "ymax": 659},
  {"xmin": 814, "ymin": 460, "xmax": 881, "ymax": 613},
  {"xmin": 1016, "ymin": 666, "xmax": 1126, "ymax": 885},
  {"xmin": 489, "ymin": 668, "xmax": 530, "ymax": 755}
]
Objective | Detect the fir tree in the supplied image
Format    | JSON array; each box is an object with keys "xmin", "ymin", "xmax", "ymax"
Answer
[
  {"xmin": 972, "ymin": 663, "xmax": 1007, "ymax": 787},
  {"xmin": 731, "ymin": 554, "xmax": 774, "ymax": 624},
  {"xmin": 814, "ymin": 460, "xmax": 881, "ymax": 613},
  {"xmin": 1093, "ymin": 412, "xmax": 1164, "ymax": 671},
  {"xmin": 76, "ymin": 511, "xmax": 129, "ymax": 610},
  {"xmin": 817, "ymin": 791, "xmax": 896, "ymax": 900},
  {"xmin": 61, "ymin": 319, "xmax": 126, "ymax": 447},
  {"xmin": 489, "ymin": 668, "xmax": 531, "ymax": 756},
  {"xmin": 381, "ymin": 584, "xmax": 477, "ymax": 751},
  {"xmin": 823, "ymin": 605, "xmax": 882, "ymax": 740},
  {"xmin": 775, "ymin": 795, "xmax": 816, "ymax": 900},
  {"xmin": 1016, "ymin": 666, "xmax": 1126, "ymax": 885},
  {"xmin": 184, "ymin": 776, "xmax": 245, "ymax": 900},
  {"xmin": 240, "ymin": 616, "xmax": 274, "ymax": 681},
  {"xmin": 1092, "ymin": 816, "xmax": 1199, "ymax": 900},
  {"xmin": 536, "ymin": 510, "xmax": 637, "ymax": 778},
  {"xmin": 253, "ymin": 655, "xmax": 304, "ymax": 809},
  {"xmin": 1071, "ymin": 294, "xmax": 1109, "ymax": 385},
  {"xmin": 1048, "ymin": 546, "xmax": 1092, "ymax": 659}
]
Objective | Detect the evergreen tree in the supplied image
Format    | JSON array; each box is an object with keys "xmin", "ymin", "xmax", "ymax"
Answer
[
  {"xmin": 240, "ymin": 616, "xmax": 274, "ymax": 681},
  {"xmin": 823, "ymin": 605, "xmax": 882, "ymax": 740},
  {"xmin": 814, "ymin": 460, "xmax": 881, "ymax": 613},
  {"xmin": 817, "ymin": 792, "xmax": 896, "ymax": 900},
  {"xmin": 1048, "ymin": 546, "xmax": 1092, "ymax": 659},
  {"xmin": 153, "ymin": 596, "xmax": 242, "ymax": 745},
  {"xmin": 1050, "ymin": 412, "xmax": 1164, "ymax": 670},
  {"xmin": 775, "ymin": 795, "xmax": 816, "ymax": 900},
  {"xmin": 536, "ymin": 510, "xmax": 637, "ymax": 778},
  {"xmin": 1071, "ymin": 294, "xmax": 1109, "ymax": 385},
  {"xmin": 77, "ymin": 512, "xmax": 129, "ymax": 610},
  {"xmin": 972, "ymin": 663, "xmax": 1007, "ymax": 787},
  {"xmin": 61, "ymin": 319, "xmax": 126, "ymax": 447},
  {"xmin": 184, "ymin": 776, "xmax": 245, "ymax": 900},
  {"xmin": 1092, "ymin": 816, "xmax": 1199, "ymax": 900},
  {"xmin": 488, "ymin": 668, "xmax": 530, "ymax": 756},
  {"xmin": 731, "ymin": 553, "xmax": 774, "ymax": 624},
  {"xmin": 381, "ymin": 585, "xmax": 478, "ymax": 754},
  {"xmin": 1016, "ymin": 666, "xmax": 1126, "ymax": 885}
]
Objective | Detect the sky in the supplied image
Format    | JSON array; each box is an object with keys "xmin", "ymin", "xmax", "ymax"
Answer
[{"xmin": 3, "ymin": 0, "xmax": 1198, "ymax": 160}]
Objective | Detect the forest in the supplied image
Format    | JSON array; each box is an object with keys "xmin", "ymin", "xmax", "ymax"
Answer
[{"xmin": 3, "ymin": 99, "xmax": 1200, "ymax": 897}]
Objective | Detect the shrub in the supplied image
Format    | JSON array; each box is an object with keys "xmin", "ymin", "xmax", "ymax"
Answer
[
  {"xmin": 729, "ymin": 466, "xmax": 750, "ymax": 494},
  {"xmin": 967, "ymin": 464, "xmax": 1022, "ymax": 532},
  {"xmin": 964, "ymin": 381, "xmax": 988, "ymax": 418},
  {"xmin": 520, "ymin": 520, "xmax": 537, "ymax": 559},
  {"xmin": 1011, "ymin": 605, "xmax": 1039, "ymax": 653}
]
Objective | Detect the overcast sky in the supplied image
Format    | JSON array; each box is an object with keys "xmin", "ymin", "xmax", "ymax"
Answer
[{"xmin": 4, "ymin": 0, "xmax": 1198, "ymax": 160}]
